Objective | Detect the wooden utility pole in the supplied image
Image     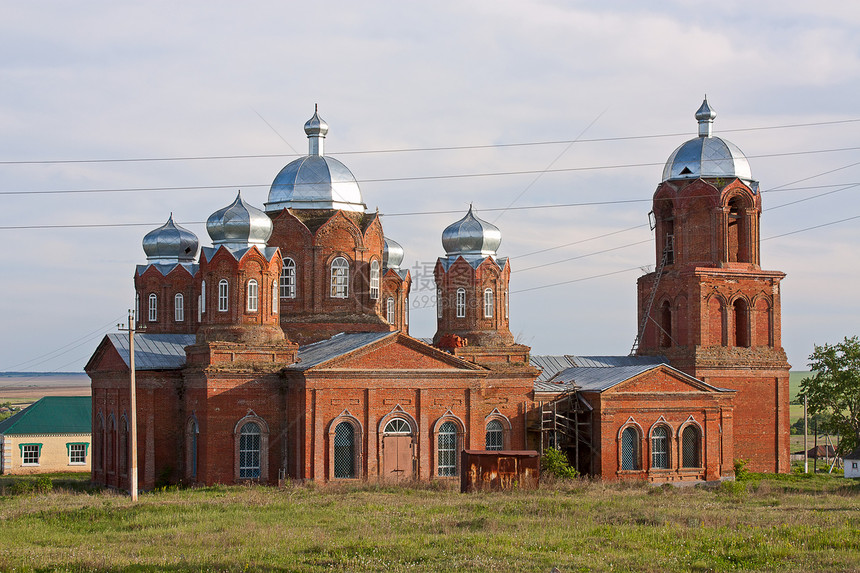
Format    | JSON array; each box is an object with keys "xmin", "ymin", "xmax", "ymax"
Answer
[
  {"xmin": 804, "ymin": 393, "xmax": 808, "ymax": 474},
  {"xmin": 117, "ymin": 310, "xmax": 140, "ymax": 501}
]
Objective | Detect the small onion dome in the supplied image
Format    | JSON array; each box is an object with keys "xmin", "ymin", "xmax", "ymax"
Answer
[
  {"xmin": 265, "ymin": 106, "xmax": 365, "ymax": 213},
  {"xmin": 661, "ymin": 98, "xmax": 752, "ymax": 183},
  {"xmin": 383, "ymin": 236, "xmax": 405, "ymax": 270},
  {"xmin": 142, "ymin": 214, "xmax": 199, "ymax": 263},
  {"xmin": 441, "ymin": 205, "xmax": 502, "ymax": 257},
  {"xmin": 206, "ymin": 191, "xmax": 273, "ymax": 250}
]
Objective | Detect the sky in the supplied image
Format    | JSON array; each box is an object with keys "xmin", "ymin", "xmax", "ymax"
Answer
[{"xmin": 1, "ymin": 0, "xmax": 859, "ymax": 373}]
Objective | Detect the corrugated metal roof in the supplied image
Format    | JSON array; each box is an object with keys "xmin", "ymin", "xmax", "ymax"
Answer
[
  {"xmin": 0, "ymin": 396, "xmax": 91, "ymax": 435},
  {"xmin": 288, "ymin": 331, "xmax": 396, "ymax": 371},
  {"xmin": 530, "ymin": 354, "xmax": 667, "ymax": 382},
  {"xmin": 107, "ymin": 333, "xmax": 195, "ymax": 370}
]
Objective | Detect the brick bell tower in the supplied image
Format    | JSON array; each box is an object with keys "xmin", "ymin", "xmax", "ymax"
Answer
[
  {"xmin": 635, "ymin": 99, "xmax": 791, "ymax": 473},
  {"xmin": 433, "ymin": 206, "xmax": 533, "ymax": 369}
]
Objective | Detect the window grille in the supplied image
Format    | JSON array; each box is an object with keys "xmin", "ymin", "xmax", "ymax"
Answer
[
  {"xmin": 331, "ymin": 257, "xmax": 349, "ymax": 298},
  {"xmin": 148, "ymin": 293, "xmax": 157, "ymax": 322},
  {"xmin": 239, "ymin": 422, "xmax": 261, "ymax": 479},
  {"xmin": 484, "ymin": 288, "xmax": 494, "ymax": 318},
  {"xmin": 485, "ymin": 420, "xmax": 503, "ymax": 450},
  {"xmin": 218, "ymin": 280, "xmax": 229, "ymax": 312},
  {"xmin": 384, "ymin": 418, "xmax": 411, "ymax": 435},
  {"xmin": 621, "ymin": 427, "xmax": 638, "ymax": 470},
  {"xmin": 436, "ymin": 288, "xmax": 443, "ymax": 319},
  {"xmin": 280, "ymin": 258, "xmax": 296, "ymax": 298},
  {"xmin": 387, "ymin": 297, "xmax": 395, "ymax": 324},
  {"xmin": 174, "ymin": 293, "xmax": 184, "ymax": 322},
  {"xmin": 22, "ymin": 444, "xmax": 40, "ymax": 465},
  {"xmin": 370, "ymin": 260, "xmax": 380, "ymax": 299},
  {"xmin": 651, "ymin": 426, "xmax": 669, "ymax": 469},
  {"xmin": 68, "ymin": 443, "xmax": 86, "ymax": 464},
  {"xmin": 247, "ymin": 280, "xmax": 258, "ymax": 312},
  {"xmin": 682, "ymin": 425, "xmax": 700, "ymax": 468},
  {"xmin": 456, "ymin": 288, "xmax": 466, "ymax": 318},
  {"xmin": 333, "ymin": 422, "xmax": 355, "ymax": 478},
  {"xmin": 437, "ymin": 421, "xmax": 458, "ymax": 477}
]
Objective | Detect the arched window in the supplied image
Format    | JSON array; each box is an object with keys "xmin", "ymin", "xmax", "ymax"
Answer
[
  {"xmin": 247, "ymin": 279, "xmax": 258, "ymax": 312},
  {"xmin": 404, "ymin": 297, "xmax": 409, "ymax": 327},
  {"xmin": 651, "ymin": 426, "xmax": 669, "ymax": 469},
  {"xmin": 135, "ymin": 293, "xmax": 140, "ymax": 324},
  {"xmin": 369, "ymin": 260, "xmax": 380, "ymax": 300},
  {"xmin": 621, "ymin": 427, "xmax": 639, "ymax": 470},
  {"xmin": 331, "ymin": 257, "xmax": 349, "ymax": 298},
  {"xmin": 271, "ymin": 280, "xmax": 278, "ymax": 314},
  {"xmin": 436, "ymin": 288, "xmax": 443, "ymax": 319},
  {"xmin": 384, "ymin": 418, "xmax": 411, "ymax": 434},
  {"xmin": 505, "ymin": 289, "xmax": 509, "ymax": 320},
  {"xmin": 387, "ymin": 297, "xmax": 395, "ymax": 324},
  {"xmin": 148, "ymin": 293, "xmax": 157, "ymax": 322},
  {"xmin": 437, "ymin": 421, "xmax": 458, "ymax": 477},
  {"xmin": 456, "ymin": 288, "xmax": 466, "ymax": 318},
  {"xmin": 726, "ymin": 196, "xmax": 751, "ymax": 263},
  {"xmin": 659, "ymin": 300, "xmax": 672, "ymax": 347},
  {"xmin": 200, "ymin": 280, "xmax": 206, "ymax": 314},
  {"xmin": 218, "ymin": 280, "xmax": 229, "ymax": 312},
  {"xmin": 485, "ymin": 420, "xmax": 503, "ymax": 451},
  {"xmin": 280, "ymin": 258, "xmax": 296, "ymax": 299},
  {"xmin": 733, "ymin": 299, "xmax": 749, "ymax": 347},
  {"xmin": 681, "ymin": 425, "xmax": 701, "ymax": 468},
  {"xmin": 483, "ymin": 288, "xmax": 494, "ymax": 318},
  {"xmin": 333, "ymin": 421, "xmax": 356, "ymax": 478},
  {"xmin": 239, "ymin": 422, "xmax": 261, "ymax": 479},
  {"xmin": 174, "ymin": 293, "xmax": 184, "ymax": 322}
]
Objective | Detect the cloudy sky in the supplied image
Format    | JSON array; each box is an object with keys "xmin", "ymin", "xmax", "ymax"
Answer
[{"xmin": 1, "ymin": 0, "xmax": 858, "ymax": 373}]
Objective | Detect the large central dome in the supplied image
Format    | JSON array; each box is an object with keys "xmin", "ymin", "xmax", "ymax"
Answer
[
  {"xmin": 265, "ymin": 107, "xmax": 366, "ymax": 213},
  {"xmin": 662, "ymin": 98, "xmax": 753, "ymax": 183}
]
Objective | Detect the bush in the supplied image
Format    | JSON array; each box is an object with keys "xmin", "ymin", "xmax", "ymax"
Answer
[
  {"xmin": 734, "ymin": 458, "xmax": 750, "ymax": 481},
  {"xmin": 34, "ymin": 476, "xmax": 53, "ymax": 493},
  {"xmin": 541, "ymin": 447, "xmax": 578, "ymax": 480}
]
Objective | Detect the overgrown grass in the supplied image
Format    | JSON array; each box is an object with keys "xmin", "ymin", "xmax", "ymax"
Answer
[{"xmin": 0, "ymin": 474, "xmax": 858, "ymax": 572}]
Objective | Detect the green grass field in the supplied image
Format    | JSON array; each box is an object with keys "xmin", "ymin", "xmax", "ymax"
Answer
[{"xmin": 1, "ymin": 473, "xmax": 858, "ymax": 572}]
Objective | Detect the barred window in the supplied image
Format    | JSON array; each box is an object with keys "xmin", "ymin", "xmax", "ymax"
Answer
[
  {"xmin": 485, "ymin": 420, "xmax": 503, "ymax": 451},
  {"xmin": 682, "ymin": 425, "xmax": 701, "ymax": 468},
  {"xmin": 437, "ymin": 421, "xmax": 458, "ymax": 477},
  {"xmin": 21, "ymin": 444, "xmax": 40, "ymax": 466},
  {"xmin": 247, "ymin": 279, "xmax": 258, "ymax": 312},
  {"xmin": 483, "ymin": 288, "xmax": 494, "ymax": 318},
  {"xmin": 621, "ymin": 427, "xmax": 639, "ymax": 470},
  {"xmin": 370, "ymin": 260, "xmax": 380, "ymax": 299},
  {"xmin": 436, "ymin": 288, "xmax": 443, "ymax": 319},
  {"xmin": 239, "ymin": 422, "xmax": 261, "ymax": 479},
  {"xmin": 651, "ymin": 426, "xmax": 669, "ymax": 469},
  {"xmin": 174, "ymin": 293, "xmax": 184, "ymax": 322},
  {"xmin": 333, "ymin": 422, "xmax": 356, "ymax": 479},
  {"xmin": 456, "ymin": 288, "xmax": 466, "ymax": 318},
  {"xmin": 280, "ymin": 258, "xmax": 296, "ymax": 299},
  {"xmin": 148, "ymin": 293, "xmax": 157, "ymax": 322},
  {"xmin": 387, "ymin": 297, "xmax": 395, "ymax": 324},
  {"xmin": 331, "ymin": 257, "xmax": 349, "ymax": 298},
  {"xmin": 218, "ymin": 280, "xmax": 229, "ymax": 312}
]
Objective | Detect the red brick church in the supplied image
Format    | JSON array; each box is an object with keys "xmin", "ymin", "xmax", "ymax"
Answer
[{"xmin": 86, "ymin": 100, "xmax": 789, "ymax": 488}]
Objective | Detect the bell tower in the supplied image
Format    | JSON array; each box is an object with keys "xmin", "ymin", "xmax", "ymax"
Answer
[{"xmin": 635, "ymin": 99, "xmax": 791, "ymax": 473}]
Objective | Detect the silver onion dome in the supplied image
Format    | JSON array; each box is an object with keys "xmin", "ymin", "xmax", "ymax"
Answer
[
  {"xmin": 662, "ymin": 98, "xmax": 753, "ymax": 183},
  {"xmin": 441, "ymin": 205, "xmax": 502, "ymax": 257},
  {"xmin": 206, "ymin": 192, "xmax": 273, "ymax": 250},
  {"xmin": 142, "ymin": 214, "xmax": 199, "ymax": 263},
  {"xmin": 383, "ymin": 236, "xmax": 405, "ymax": 270},
  {"xmin": 265, "ymin": 106, "xmax": 366, "ymax": 213}
]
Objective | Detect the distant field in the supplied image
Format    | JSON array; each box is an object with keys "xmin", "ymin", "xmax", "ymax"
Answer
[{"xmin": 0, "ymin": 373, "xmax": 90, "ymax": 406}]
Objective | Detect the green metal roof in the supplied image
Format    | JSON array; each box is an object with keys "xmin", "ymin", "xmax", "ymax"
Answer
[{"xmin": 0, "ymin": 396, "xmax": 91, "ymax": 435}]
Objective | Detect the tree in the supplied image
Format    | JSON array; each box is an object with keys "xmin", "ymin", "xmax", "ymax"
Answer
[{"xmin": 800, "ymin": 336, "xmax": 860, "ymax": 454}]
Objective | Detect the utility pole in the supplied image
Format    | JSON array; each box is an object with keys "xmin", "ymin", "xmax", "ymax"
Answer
[
  {"xmin": 804, "ymin": 393, "xmax": 808, "ymax": 474},
  {"xmin": 117, "ymin": 309, "xmax": 142, "ymax": 501}
]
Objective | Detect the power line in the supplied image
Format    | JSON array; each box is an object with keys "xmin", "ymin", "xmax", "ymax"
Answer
[{"xmin": 2, "ymin": 117, "xmax": 859, "ymax": 166}]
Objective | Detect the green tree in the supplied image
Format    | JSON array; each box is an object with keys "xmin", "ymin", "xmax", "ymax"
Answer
[{"xmin": 801, "ymin": 336, "xmax": 860, "ymax": 454}]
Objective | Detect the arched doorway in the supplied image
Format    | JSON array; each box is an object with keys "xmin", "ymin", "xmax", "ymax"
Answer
[{"xmin": 382, "ymin": 418, "xmax": 413, "ymax": 481}]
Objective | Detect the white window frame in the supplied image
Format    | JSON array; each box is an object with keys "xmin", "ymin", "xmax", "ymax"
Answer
[
  {"xmin": 68, "ymin": 443, "xmax": 87, "ymax": 465},
  {"xmin": 387, "ymin": 297, "xmax": 395, "ymax": 324},
  {"xmin": 148, "ymin": 293, "xmax": 157, "ymax": 322},
  {"xmin": 484, "ymin": 288, "xmax": 494, "ymax": 318},
  {"xmin": 174, "ymin": 293, "xmax": 184, "ymax": 322},
  {"xmin": 238, "ymin": 422, "xmax": 261, "ymax": 479},
  {"xmin": 369, "ymin": 260, "xmax": 380, "ymax": 299},
  {"xmin": 21, "ymin": 444, "xmax": 40, "ymax": 466},
  {"xmin": 505, "ymin": 289, "xmax": 509, "ymax": 319},
  {"xmin": 272, "ymin": 280, "xmax": 278, "ymax": 314},
  {"xmin": 456, "ymin": 288, "xmax": 466, "ymax": 318},
  {"xmin": 247, "ymin": 279, "xmax": 258, "ymax": 312},
  {"xmin": 200, "ymin": 280, "xmax": 206, "ymax": 314},
  {"xmin": 651, "ymin": 426, "xmax": 670, "ymax": 469},
  {"xmin": 437, "ymin": 421, "xmax": 458, "ymax": 477},
  {"xmin": 485, "ymin": 420, "xmax": 504, "ymax": 451},
  {"xmin": 280, "ymin": 258, "xmax": 296, "ymax": 299},
  {"xmin": 331, "ymin": 257, "xmax": 349, "ymax": 298},
  {"xmin": 404, "ymin": 297, "xmax": 409, "ymax": 326},
  {"xmin": 218, "ymin": 280, "xmax": 229, "ymax": 312}
]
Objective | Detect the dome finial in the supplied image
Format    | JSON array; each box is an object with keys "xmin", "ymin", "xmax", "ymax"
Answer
[
  {"xmin": 695, "ymin": 96, "xmax": 717, "ymax": 137},
  {"xmin": 304, "ymin": 105, "xmax": 328, "ymax": 156}
]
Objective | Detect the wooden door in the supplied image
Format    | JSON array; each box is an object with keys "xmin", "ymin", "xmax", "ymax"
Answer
[{"xmin": 382, "ymin": 435, "xmax": 413, "ymax": 481}]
